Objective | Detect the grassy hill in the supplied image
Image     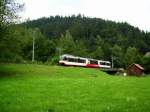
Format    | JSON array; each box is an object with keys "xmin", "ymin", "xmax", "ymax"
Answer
[{"xmin": 0, "ymin": 64, "xmax": 150, "ymax": 112}]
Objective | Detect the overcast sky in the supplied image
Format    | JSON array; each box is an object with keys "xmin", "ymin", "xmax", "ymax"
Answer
[{"xmin": 17, "ymin": 0, "xmax": 150, "ymax": 32}]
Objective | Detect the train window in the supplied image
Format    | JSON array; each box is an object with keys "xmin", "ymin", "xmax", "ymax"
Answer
[
  {"xmin": 100, "ymin": 62, "xmax": 110, "ymax": 66},
  {"xmin": 100, "ymin": 62, "xmax": 105, "ymax": 65},
  {"xmin": 106, "ymin": 63, "xmax": 110, "ymax": 66},
  {"xmin": 78, "ymin": 58, "xmax": 86, "ymax": 63},
  {"xmin": 102, "ymin": 62, "xmax": 105, "ymax": 65},
  {"xmin": 90, "ymin": 60, "xmax": 98, "ymax": 64},
  {"xmin": 74, "ymin": 58, "xmax": 78, "ymax": 62},
  {"xmin": 68, "ymin": 58, "xmax": 75, "ymax": 62}
]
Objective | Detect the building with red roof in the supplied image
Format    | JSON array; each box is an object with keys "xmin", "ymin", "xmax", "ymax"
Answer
[{"xmin": 127, "ymin": 64, "xmax": 144, "ymax": 76}]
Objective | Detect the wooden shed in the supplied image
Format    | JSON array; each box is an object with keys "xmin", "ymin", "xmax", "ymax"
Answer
[{"xmin": 127, "ymin": 64, "xmax": 144, "ymax": 76}]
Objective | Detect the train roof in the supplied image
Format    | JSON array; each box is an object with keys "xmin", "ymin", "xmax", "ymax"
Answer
[{"xmin": 60, "ymin": 54, "xmax": 87, "ymax": 59}]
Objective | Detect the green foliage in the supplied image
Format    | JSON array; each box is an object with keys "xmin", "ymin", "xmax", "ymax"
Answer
[
  {"xmin": 22, "ymin": 15, "xmax": 150, "ymax": 65},
  {"xmin": 141, "ymin": 56, "xmax": 150, "ymax": 73},
  {"xmin": 1, "ymin": 64, "xmax": 150, "ymax": 112},
  {"xmin": 111, "ymin": 45, "xmax": 124, "ymax": 67},
  {"xmin": 95, "ymin": 35, "xmax": 105, "ymax": 46},
  {"xmin": 0, "ymin": 0, "xmax": 24, "ymax": 62},
  {"xmin": 1, "ymin": 15, "xmax": 150, "ymax": 67},
  {"xmin": 91, "ymin": 46, "xmax": 104, "ymax": 59},
  {"xmin": 90, "ymin": 35, "xmax": 104, "ymax": 59},
  {"xmin": 0, "ymin": 26, "xmax": 24, "ymax": 62},
  {"xmin": 0, "ymin": 25, "xmax": 56, "ymax": 63},
  {"xmin": 57, "ymin": 30, "xmax": 76, "ymax": 55},
  {"xmin": 73, "ymin": 39, "xmax": 88, "ymax": 57},
  {"xmin": 34, "ymin": 31, "xmax": 56, "ymax": 62},
  {"xmin": 45, "ymin": 55, "xmax": 59, "ymax": 65},
  {"xmin": 57, "ymin": 30, "xmax": 88, "ymax": 57},
  {"xmin": 124, "ymin": 47, "xmax": 140, "ymax": 67},
  {"xmin": 0, "ymin": 0, "xmax": 24, "ymax": 25}
]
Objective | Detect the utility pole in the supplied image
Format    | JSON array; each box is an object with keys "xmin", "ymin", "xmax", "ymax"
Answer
[{"xmin": 32, "ymin": 30, "xmax": 35, "ymax": 62}]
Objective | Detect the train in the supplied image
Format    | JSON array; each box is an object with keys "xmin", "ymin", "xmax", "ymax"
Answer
[{"xmin": 59, "ymin": 54, "xmax": 111, "ymax": 69}]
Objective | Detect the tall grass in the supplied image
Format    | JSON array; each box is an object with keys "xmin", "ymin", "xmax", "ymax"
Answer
[{"xmin": 0, "ymin": 64, "xmax": 150, "ymax": 112}]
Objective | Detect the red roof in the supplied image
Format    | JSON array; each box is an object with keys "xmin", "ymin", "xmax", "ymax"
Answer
[
  {"xmin": 135, "ymin": 64, "xmax": 144, "ymax": 70},
  {"xmin": 128, "ymin": 63, "xmax": 144, "ymax": 70}
]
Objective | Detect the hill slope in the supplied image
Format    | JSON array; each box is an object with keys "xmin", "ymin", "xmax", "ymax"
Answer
[
  {"xmin": 0, "ymin": 64, "xmax": 150, "ymax": 112},
  {"xmin": 23, "ymin": 15, "xmax": 150, "ymax": 53}
]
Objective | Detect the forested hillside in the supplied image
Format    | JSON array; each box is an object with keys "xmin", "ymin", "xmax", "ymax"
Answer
[
  {"xmin": 23, "ymin": 15, "xmax": 150, "ymax": 53},
  {"xmin": 22, "ymin": 15, "xmax": 150, "ymax": 68},
  {"xmin": 1, "ymin": 15, "xmax": 150, "ymax": 70}
]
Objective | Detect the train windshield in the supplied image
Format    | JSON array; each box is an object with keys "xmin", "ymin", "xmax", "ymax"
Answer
[{"xmin": 60, "ymin": 56, "xmax": 67, "ymax": 60}]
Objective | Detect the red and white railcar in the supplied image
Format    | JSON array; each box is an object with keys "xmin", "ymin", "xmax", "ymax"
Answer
[{"xmin": 59, "ymin": 54, "xmax": 111, "ymax": 69}]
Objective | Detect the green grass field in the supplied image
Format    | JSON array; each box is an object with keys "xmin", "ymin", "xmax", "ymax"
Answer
[{"xmin": 0, "ymin": 64, "xmax": 150, "ymax": 112}]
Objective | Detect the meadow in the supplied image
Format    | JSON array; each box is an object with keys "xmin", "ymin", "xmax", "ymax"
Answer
[{"xmin": 0, "ymin": 63, "xmax": 150, "ymax": 112}]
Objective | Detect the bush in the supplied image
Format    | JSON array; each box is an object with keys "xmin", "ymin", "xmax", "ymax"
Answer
[
  {"xmin": 45, "ymin": 56, "xmax": 59, "ymax": 65},
  {"xmin": 0, "ymin": 54, "xmax": 23, "ymax": 63},
  {"xmin": 141, "ymin": 56, "xmax": 150, "ymax": 74}
]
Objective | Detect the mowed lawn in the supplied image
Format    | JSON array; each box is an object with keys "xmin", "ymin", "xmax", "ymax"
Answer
[{"xmin": 0, "ymin": 64, "xmax": 150, "ymax": 112}]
